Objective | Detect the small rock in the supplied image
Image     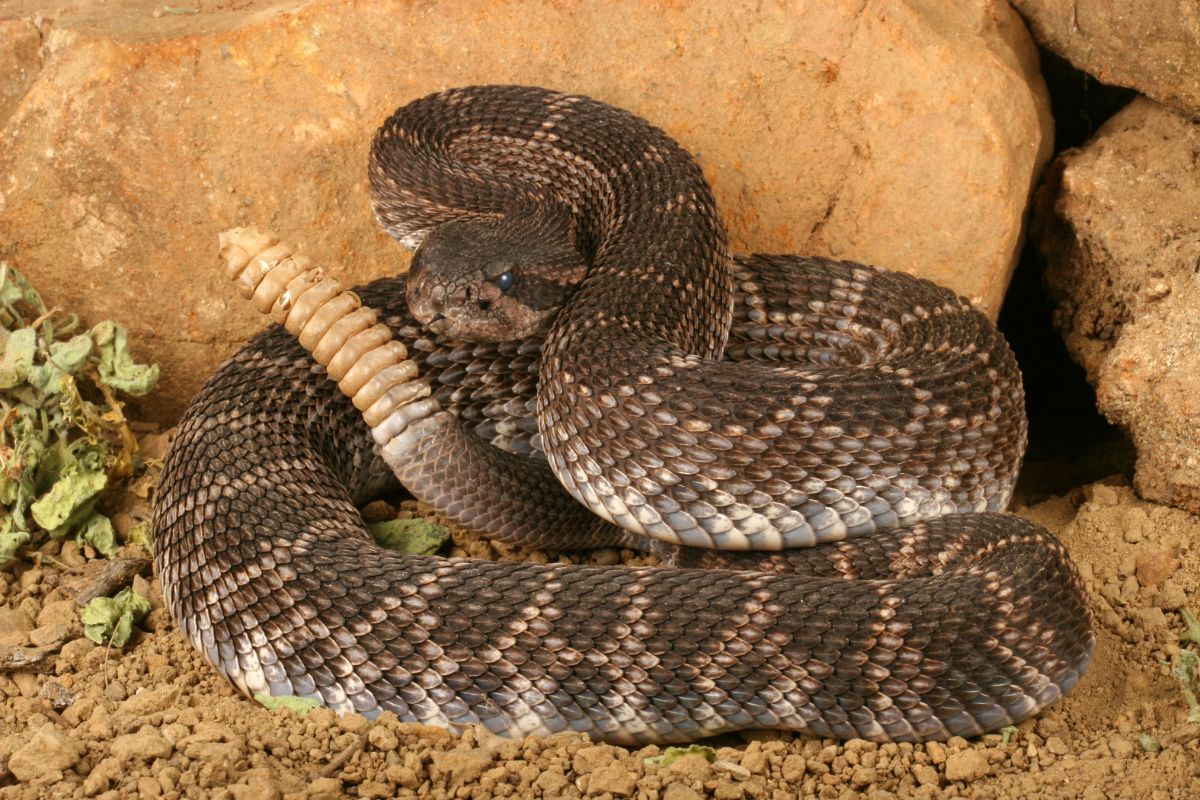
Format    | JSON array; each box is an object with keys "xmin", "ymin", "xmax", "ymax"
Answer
[
  {"xmin": 536, "ymin": 768, "xmax": 569, "ymax": 793},
  {"xmin": 7, "ymin": 723, "xmax": 82, "ymax": 782},
  {"xmin": 712, "ymin": 777, "xmax": 743, "ymax": 800},
  {"xmin": 912, "ymin": 763, "xmax": 940, "ymax": 787},
  {"xmin": 944, "ymin": 749, "xmax": 990, "ymax": 782},
  {"xmin": 1134, "ymin": 606, "xmax": 1169, "ymax": 632},
  {"xmin": 36, "ymin": 599, "xmax": 78, "ymax": 629},
  {"xmin": 430, "ymin": 749, "xmax": 492, "ymax": 787},
  {"xmin": 336, "ymin": 713, "xmax": 371, "ymax": 734},
  {"xmin": 366, "ymin": 725, "xmax": 399, "ymax": 752},
  {"xmin": 306, "ymin": 777, "xmax": 343, "ymax": 799},
  {"xmin": 1108, "ymin": 734, "xmax": 1136, "ymax": 758},
  {"xmin": 137, "ymin": 776, "xmax": 163, "ymax": 798},
  {"xmin": 119, "ymin": 685, "xmax": 180, "ymax": 716},
  {"xmin": 0, "ymin": 608, "xmax": 33, "ymax": 646},
  {"xmin": 29, "ymin": 623, "xmax": 71, "ymax": 648},
  {"xmin": 111, "ymin": 729, "xmax": 173, "ymax": 761},
  {"xmin": 37, "ymin": 679, "xmax": 75, "ymax": 711},
  {"xmin": 1135, "ymin": 547, "xmax": 1180, "ymax": 588},
  {"xmin": 781, "ymin": 755, "xmax": 806, "ymax": 781},
  {"xmin": 663, "ymin": 785, "xmax": 703, "ymax": 800},
  {"xmin": 586, "ymin": 763, "xmax": 638, "ymax": 797},
  {"xmin": 227, "ymin": 776, "xmax": 283, "ymax": 800},
  {"xmin": 925, "ymin": 741, "xmax": 947, "ymax": 764},
  {"xmin": 573, "ymin": 743, "xmax": 619, "ymax": 773},
  {"xmin": 355, "ymin": 781, "xmax": 390, "ymax": 800},
  {"xmin": 1045, "ymin": 736, "xmax": 1070, "ymax": 755},
  {"xmin": 104, "ymin": 680, "xmax": 128, "ymax": 702}
]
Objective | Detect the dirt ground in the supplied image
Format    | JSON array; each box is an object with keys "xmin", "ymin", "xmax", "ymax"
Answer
[{"xmin": 0, "ymin": 426, "xmax": 1198, "ymax": 800}]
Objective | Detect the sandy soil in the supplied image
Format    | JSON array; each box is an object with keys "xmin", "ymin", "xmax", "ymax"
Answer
[{"xmin": 0, "ymin": 427, "xmax": 1198, "ymax": 800}]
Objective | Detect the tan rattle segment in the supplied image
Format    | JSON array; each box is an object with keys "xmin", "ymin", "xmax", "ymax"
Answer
[{"xmin": 217, "ymin": 227, "xmax": 435, "ymax": 438}]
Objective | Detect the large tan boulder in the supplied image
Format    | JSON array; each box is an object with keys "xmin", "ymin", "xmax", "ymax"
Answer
[
  {"xmin": 1009, "ymin": 0, "xmax": 1200, "ymax": 119},
  {"xmin": 1036, "ymin": 98, "xmax": 1200, "ymax": 514},
  {"xmin": 0, "ymin": 0, "xmax": 1051, "ymax": 423}
]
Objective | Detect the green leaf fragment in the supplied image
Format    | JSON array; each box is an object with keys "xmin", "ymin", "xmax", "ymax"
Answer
[
  {"xmin": 1173, "ymin": 649, "xmax": 1200, "ymax": 724},
  {"xmin": 0, "ymin": 328, "xmax": 37, "ymax": 388},
  {"xmin": 78, "ymin": 513, "xmax": 118, "ymax": 558},
  {"xmin": 254, "ymin": 693, "xmax": 322, "ymax": 716},
  {"xmin": 91, "ymin": 321, "xmax": 159, "ymax": 396},
  {"xmin": 0, "ymin": 528, "xmax": 30, "ymax": 570},
  {"xmin": 1000, "ymin": 726, "xmax": 1017, "ymax": 746},
  {"xmin": 125, "ymin": 520, "xmax": 154, "ymax": 551},
  {"xmin": 368, "ymin": 518, "xmax": 449, "ymax": 555},
  {"xmin": 30, "ymin": 466, "xmax": 107, "ymax": 531},
  {"xmin": 644, "ymin": 745, "xmax": 717, "ymax": 767},
  {"xmin": 81, "ymin": 587, "xmax": 151, "ymax": 647},
  {"xmin": 1139, "ymin": 734, "xmax": 1160, "ymax": 752}
]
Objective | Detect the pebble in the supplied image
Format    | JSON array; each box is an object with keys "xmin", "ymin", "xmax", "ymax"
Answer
[
  {"xmin": 586, "ymin": 762, "xmax": 638, "ymax": 797},
  {"xmin": 1135, "ymin": 546, "xmax": 1179, "ymax": 587},
  {"xmin": 29, "ymin": 623, "xmax": 71, "ymax": 647},
  {"xmin": 111, "ymin": 729, "xmax": 174, "ymax": 761},
  {"xmin": 943, "ymin": 749, "xmax": 990, "ymax": 782},
  {"xmin": 7, "ymin": 723, "xmax": 82, "ymax": 782},
  {"xmin": 663, "ymin": 785, "xmax": 703, "ymax": 800},
  {"xmin": 1108, "ymin": 734, "xmax": 1136, "ymax": 757},
  {"xmin": 366, "ymin": 725, "xmax": 399, "ymax": 751},
  {"xmin": 0, "ymin": 608, "xmax": 33, "ymax": 646},
  {"xmin": 120, "ymin": 685, "xmax": 180, "ymax": 716},
  {"xmin": 430, "ymin": 749, "xmax": 492, "ymax": 787},
  {"xmin": 536, "ymin": 768, "xmax": 570, "ymax": 793},
  {"xmin": 912, "ymin": 764, "xmax": 940, "ymax": 786},
  {"xmin": 104, "ymin": 680, "xmax": 128, "ymax": 702}
]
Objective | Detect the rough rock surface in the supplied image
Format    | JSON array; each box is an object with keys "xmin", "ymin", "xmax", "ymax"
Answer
[
  {"xmin": 1010, "ymin": 0, "xmax": 1200, "ymax": 119},
  {"xmin": 0, "ymin": 0, "xmax": 1051, "ymax": 423},
  {"xmin": 1035, "ymin": 98, "xmax": 1200, "ymax": 514}
]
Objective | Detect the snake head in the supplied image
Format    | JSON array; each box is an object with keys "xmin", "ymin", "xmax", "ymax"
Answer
[{"xmin": 406, "ymin": 214, "xmax": 587, "ymax": 342}]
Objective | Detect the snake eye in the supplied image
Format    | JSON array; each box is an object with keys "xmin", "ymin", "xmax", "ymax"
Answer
[{"xmin": 495, "ymin": 271, "xmax": 514, "ymax": 292}]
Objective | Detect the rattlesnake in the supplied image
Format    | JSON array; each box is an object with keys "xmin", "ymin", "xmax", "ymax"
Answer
[{"xmin": 154, "ymin": 85, "xmax": 1093, "ymax": 744}]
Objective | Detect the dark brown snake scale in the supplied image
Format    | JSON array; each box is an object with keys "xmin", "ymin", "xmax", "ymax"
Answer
[{"xmin": 154, "ymin": 86, "xmax": 1094, "ymax": 744}]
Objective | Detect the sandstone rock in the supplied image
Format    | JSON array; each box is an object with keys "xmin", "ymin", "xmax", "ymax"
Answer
[
  {"xmin": 1010, "ymin": 1, "xmax": 1200, "ymax": 119},
  {"xmin": 7, "ymin": 723, "xmax": 82, "ymax": 782},
  {"xmin": 1036, "ymin": 98, "xmax": 1200, "ymax": 514},
  {"xmin": 0, "ymin": 0, "xmax": 1050, "ymax": 423}
]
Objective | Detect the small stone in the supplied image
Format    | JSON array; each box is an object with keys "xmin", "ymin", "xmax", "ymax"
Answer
[
  {"xmin": 119, "ymin": 685, "xmax": 180, "ymax": 716},
  {"xmin": 912, "ymin": 764, "xmax": 940, "ymax": 787},
  {"xmin": 430, "ymin": 749, "xmax": 492, "ymax": 787},
  {"xmin": 356, "ymin": 781, "xmax": 390, "ymax": 800},
  {"xmin": 925, "ymin": 741, "xmax": 947, "ymax": 764},
  {"xmin": 29, "ymin": 623, "xmax": 71, "ymax": 647},
  {"xmin": 137, "ymin": 777, "xmax": 163, "ymax": 798},
  {"xmin": 1045, "ymin": 736, "xmax": 1070, "ymax": 755},
  {"xmin": 587, "ymin": 763, "xmax": 638, "ymax": 797},
  {"xmin": 111, "ymin": 730, "xmax": 174, "ymax": 761},
  {"xmin": 781, "ymin": 755, "xmax": 806, "ymax": 781},
  {"xmin": 37, "ymin": 679, "xmax": 75, "ymax": 711},
  {"xmin": 1108, "ymin": 734, "xmax": 1136, "ymax": 757},
  {"xmin": 574, "ymin": 743, "xmax": 619, "ymax": 773},
  {"xmin": 104, "ymin": 680, "xmax": 128, "ymax": 701},
  {"xmin": 227, "ymin": 776, "xmax": 284, "ymax": 800},
  {"xmin": 663, "ymin": 785, "xmax": 703, "ymax": 800},
  {"xmin": 712, "ymin": 777, "xmax": 743, "ymax": 800},
  {"xmin": 0, "ymin": 608, "xmax": 33, "ymax": 646},
  {"xmin": 306, "ymin": 777, "xmax": 343, "ymax": 799},
  {"xmin": 590, "ymin": 547, "xmax": 622, "ymax": 566},
  {"xmin": 944, "ymin": 749, "xmax": 990, "ymax": 782},
  {"xmin": 1135, "ymin": 547, "xmax": 1180, "ymax": 588},
  {"xmin": 336, "ymin": 713, "xmax": 371, "ymax": 734},
  {"xmin": 366, "ymin": 725, "xmax": 399, "ymax": 751},
  {"xmin": 536, "ymin": 768, "xmax": 569, "ymax": 793},
  {"xmin": 7, "ymin": 723, "xmax": 82, "ymax": 781},
  {"xmin": 19, "ymin": 567, "xmax": 43, "ymax": 590},
  {"xmin": 1134, "ymin": 606, "xmax": 1168, "ymax": 632}
]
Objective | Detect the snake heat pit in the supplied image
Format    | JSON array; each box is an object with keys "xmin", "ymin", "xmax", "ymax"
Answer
[{"xmin": 154, "ymin": 85, "xmax": 1094, "ymax": 745}]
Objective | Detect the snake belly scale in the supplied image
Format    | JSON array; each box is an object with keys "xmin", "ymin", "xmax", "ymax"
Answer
[{"xmin": 154, "ymin": 85, "xmax": 1093, "ymax": 744}]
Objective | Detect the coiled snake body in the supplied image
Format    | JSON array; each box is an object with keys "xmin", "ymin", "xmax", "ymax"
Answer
[{"xmin": 155, "ymin": 86, "xmax": 1093, "ymax": 744}]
